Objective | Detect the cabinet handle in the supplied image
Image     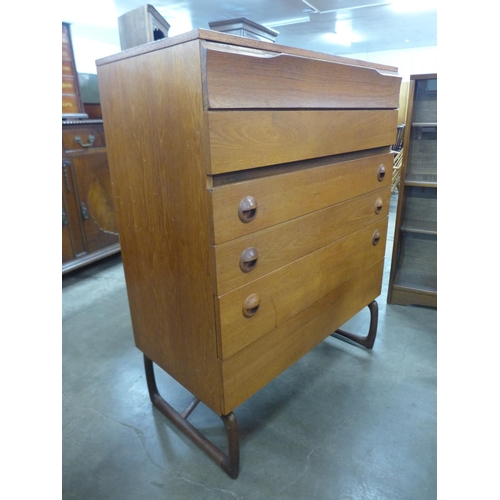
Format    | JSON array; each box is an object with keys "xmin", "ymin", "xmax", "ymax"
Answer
[
  {"xmin": 372, "ymin": 229, "xmax": 381, "ymax": 246},
  {"xmin": 377, "ymin": 164, "xmax": 386, "ymax": 182},
  {"xmin": 374, "ymin": 197, "xmax": 383, "ymax": 214},
  {"xmin": 240, "ymin": 247, "xmax": 259, "ymax": 273},
  {"xmin": 62, "ymin": 159, "xmax": 72, "ymax": 193},
  {"xmin": 80, "ymin": 202, "xmax": 89, "ymax": 220},
  {"xmin": 242, "ymin": 293, "xmax": 260, "ymax": 318},
  {"xmin": 62, "ymin": 208, "xmax": 68, "ymax": 226},
  {"xmin": 238, "ymin": 196, "xmax": 258, "ymax": 223},
  {"xmin": 74, "ymin": 134, "xmax": 95, "ymax": 148}
]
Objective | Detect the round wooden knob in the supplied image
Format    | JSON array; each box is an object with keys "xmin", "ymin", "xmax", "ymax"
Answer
[
  {"xmin": 238, "ymin": 196, "xmax": 258, "ymax": 223},
  {"xmin": 377, "ymin": 164, "xmax": 386, "ymax": 182},
  {"xmin": 372, "ymin": 229, "xmax": 381, "ymax": 246},
  {"xmin": 240, "ymin": 247, "xmax": 258, "ymax": 272},
  {"xmin": 242, "ymin": 293, "xmax": 260, "ymax": 318},
  {"xmin": 374, "ymin": 197, "xmax": 383, "ymax": 214}
]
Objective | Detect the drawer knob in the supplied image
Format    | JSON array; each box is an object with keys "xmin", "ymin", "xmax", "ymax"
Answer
[
  {"xmin": 374, "ymin": 198, "xmax": 383, "ymax": 214},
  {"xmin": 377, "ymin": 164, "xmax": 386, "ymax": 181},
  {"xmin": 238, "ymin": 196, "xmax": 258, "ymax": 223},
  {"xmin": 240, "ymin": 247, "xmax": 259, "ymax": 273},
  {"xmin": 372, "ymin": 229, "xmax": 381, "ymax": 246},
  {"xmin": 242, "ymin": 293, "xmax": 260, "ymax": 318}
]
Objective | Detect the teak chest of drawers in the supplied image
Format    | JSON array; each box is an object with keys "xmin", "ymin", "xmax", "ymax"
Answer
[{"xmin": 97, "ymin": 29, "xmax": 401, "ymax": 478}]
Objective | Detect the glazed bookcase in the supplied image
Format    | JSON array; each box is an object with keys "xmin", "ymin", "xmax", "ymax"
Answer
[{"xmin": 388, "ymin": 73, "xmax": 437, "ymax": 307}]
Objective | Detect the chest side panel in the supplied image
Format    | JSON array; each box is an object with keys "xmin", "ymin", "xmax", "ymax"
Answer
[{"xmin": 97, "ymin": 41, "xmax": 223, "ymax": 414}]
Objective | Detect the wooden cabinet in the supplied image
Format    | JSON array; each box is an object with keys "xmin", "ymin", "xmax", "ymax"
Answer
[
  {"xmin": 96, "ymin": 29, "xmax": 401, "ymax": 416},
  {"xmin": 62, "ymin": 120, "xmax": 120, "ymax": 273},
  {"xmin": 388, "ymin": 74, "xmax": 437, "ymax": 307},
  {"xmin": 118, "ymin": 4, "xmax": 170, "ymax": 50}
]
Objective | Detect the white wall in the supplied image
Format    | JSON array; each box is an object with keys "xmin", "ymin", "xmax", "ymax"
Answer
[
  {"xmin": 72, "ymin": 37, "xmax": 121, "ymax": 74},
  {"xmin": 348, "ymin": 46, "xmax": 437, "ymax": 80}
]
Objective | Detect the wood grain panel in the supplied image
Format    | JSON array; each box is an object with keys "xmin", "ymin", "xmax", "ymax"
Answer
[
  {"xmin": 97, "ymin": 40, "xmax": 223, "ymax": 414},
  {"xmin": 208, "ymin": 109, "xmax": 398, "ymax": 174},
  {"xmin": 221, "ymin": 259, "xmax": 384, "ymax": 414},
  {"xmin": 203, "ymin": 43, "xmax": 401, "ymax": 110},
  {"xmin": 217, "ymin": 220, "xmax": 387, "ymax": 359},
  {"xmin": 62, "ymin": 160, "xmax": 86, "ymax": 258},
  {"xmin": 71, "ymin": 151, "xmax": 119, "ymax": 253},
  {"xmin": 390, "ymin": 286, "xmax": 437, "ymax": 308},
  {"xmin": 213, "ymin": 186, "xmax": 390, "ymax": 295},
  {"xmin": 210, "ymin": 152, "xmax": 392, "ymax": 244}
]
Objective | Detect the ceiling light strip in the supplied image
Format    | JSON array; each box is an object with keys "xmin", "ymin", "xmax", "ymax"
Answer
[{"xmin": 302, "ymin": 0, "xmax": 393, "ymax": 14}]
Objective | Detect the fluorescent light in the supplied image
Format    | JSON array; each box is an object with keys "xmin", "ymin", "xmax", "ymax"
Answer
[{"xmin": 265, "ymin": 17, "xmax": 310, "ymax": 28}]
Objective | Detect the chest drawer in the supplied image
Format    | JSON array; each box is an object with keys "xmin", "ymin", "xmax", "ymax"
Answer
[
  {"xmin": 210, "ymin": 152, "xmax": 392, "ymax": 244},
  {"xmin": 216, "ymin": 220, "xmax": 387, "ymax": 360},
  {"xmin": 213, "ymin": 186, "xmax": 390, "ymax": 295},
  {"xmin": 208, "ymin": 109, "xmax": 397, "ymax": 174},
  {"xmin": 62, "ymin": 124, "xmax": 106, "ymax": 152},
  {"xmin": 221, "ymin": 258, "xmax": 384, "ymax": 413},
  {"xmin": 202, "ymin": 42, "xmax": 401, "ymax": 110}
]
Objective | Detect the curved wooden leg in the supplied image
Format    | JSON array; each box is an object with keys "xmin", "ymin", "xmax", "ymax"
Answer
[
  {"xmin": 144, "ymin": 355, "xmax": 240, "ymax": 479},
  {"xmin": 331, "ymin": 300, "xmax": 379, "ymax": 349}
]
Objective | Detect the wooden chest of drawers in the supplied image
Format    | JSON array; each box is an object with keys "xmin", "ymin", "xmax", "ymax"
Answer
[{"xmin": 97, "ymin": 29, "xmax": 401, "ymax": 474}]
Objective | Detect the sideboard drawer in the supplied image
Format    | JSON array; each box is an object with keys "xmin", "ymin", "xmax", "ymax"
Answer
[
  {"xmin": 212, "ymin": 186, "xmax": 390, "ymax": 295},
  {"xmin": 216, "ymin": 220, "xmax": 387, "ymax": 360},
  {"xmin": 207, "ymin": 109, "xmax": 397, "ymax": 174},
  {"xmin": 202, "ymin": 42, "xmax": 401, "ymax": 110},
  {"xmin": 62, "ymin": 125, "xmax": 106, "ymax": 152},
  {"xmin": 210, "ymin": 152, "xmax": 392, "ymax": 244}
]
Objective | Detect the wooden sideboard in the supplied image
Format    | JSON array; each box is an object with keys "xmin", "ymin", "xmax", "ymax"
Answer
[
  {"xmin": 96, "ymin": 29, "xmax": 401, "ymax": 477},
  {"xmin": 62, "ymin": 119, "xmax": 120, "ymax": 273}
]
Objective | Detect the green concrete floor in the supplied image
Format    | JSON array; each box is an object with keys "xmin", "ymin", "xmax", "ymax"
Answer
[{"xmin": 62, "ymin": 193, "xmax": 437, "ymax": 499}]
